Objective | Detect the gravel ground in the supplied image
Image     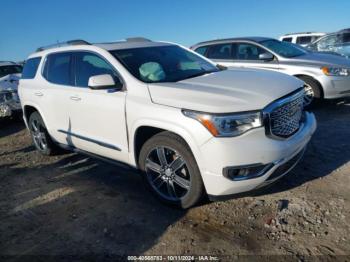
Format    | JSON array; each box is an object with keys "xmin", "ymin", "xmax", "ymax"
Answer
[{"xmin": 0, "ymin": 101, "xmax": 349, "ymax": 261}]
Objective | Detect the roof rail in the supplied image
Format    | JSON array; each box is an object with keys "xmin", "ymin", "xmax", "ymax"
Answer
[
  {"xmin": 283, "ymin": 32, "xmax": 322, "ymax": 36},
  {"xmin": 125, "ymin": 37, "xmax": 152, "ymax": 42},
  {"xmin": 36, "ymin": 39, "xmax": 91, "ymax": 52}
]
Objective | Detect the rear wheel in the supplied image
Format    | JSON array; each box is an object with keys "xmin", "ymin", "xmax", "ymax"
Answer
[
  {"xmin": 139, "ymin": 131, "xmax": 205, "ymax": 209},
  {"xmin": 28, "ymin": 112, "xmax": 58, "ymax": 155}
]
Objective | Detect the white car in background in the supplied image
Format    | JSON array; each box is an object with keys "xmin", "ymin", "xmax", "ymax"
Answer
[
  {"xmin": 280, "ymin": 32, "xmax": 326, "ymax": 47},
  {"xmin": 0, "ymin": 61, "xmax": 22, "ymax": 118},
  {"xmin": 19, "ymin": 38, "xmax": 316, "ymax": 208}
]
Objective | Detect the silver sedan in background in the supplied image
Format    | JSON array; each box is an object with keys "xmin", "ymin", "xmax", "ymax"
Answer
[{"xmin": 191, "ymin": 37, "xmax": 350, "ymax": 106}]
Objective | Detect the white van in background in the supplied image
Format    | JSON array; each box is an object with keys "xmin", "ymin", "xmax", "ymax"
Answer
[{"xmin": 280, "ymin": 32, "xmax": 326, "ymax": 47}]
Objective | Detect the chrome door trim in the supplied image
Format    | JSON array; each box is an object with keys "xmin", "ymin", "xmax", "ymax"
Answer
[{"xmin": 58, "ymin": 129, "xmax": 121, "ymax": 151}]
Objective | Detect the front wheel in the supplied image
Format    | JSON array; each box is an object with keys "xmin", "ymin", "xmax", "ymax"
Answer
[
  {"xmin": 138, "ymin": 132, "xmax": 205, "ymax": 209},
  {"xmin": 298, "ymin": 76, "xmax": 322, "ymax": 107}
]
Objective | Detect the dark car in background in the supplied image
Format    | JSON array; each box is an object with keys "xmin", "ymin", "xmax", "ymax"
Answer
[
  {"xmin": 0, "ymin": 61, "xmax": 22, "ymax": 118},
  {"xmin": 307, "ymin": 28, "xmax": 350, "ymax": 59}
]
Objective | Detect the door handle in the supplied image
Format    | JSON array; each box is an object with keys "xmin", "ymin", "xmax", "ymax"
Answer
[
  {"xmin": 70, "ymin": 96, "xmax": 81, "ymax": 101},
  {"xmin": 34, "ymin": 92, "xmax": 43, "ymax": 97}
]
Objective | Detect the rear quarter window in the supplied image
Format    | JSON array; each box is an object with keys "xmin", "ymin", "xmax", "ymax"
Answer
[
  {"xmin": 194, "ymin": 46, "xmax": 208, "ymax": 56},
  {"xmin": 21, "ymin": 57, "xmax": 41, "ymax": 79}
]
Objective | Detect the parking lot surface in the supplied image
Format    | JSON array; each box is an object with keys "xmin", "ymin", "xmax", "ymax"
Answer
[{"xmin": 0, "ymin": 101, "xmax": 349, "ymax": 259}]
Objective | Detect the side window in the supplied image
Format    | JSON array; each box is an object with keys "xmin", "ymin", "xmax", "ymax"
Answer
[
  {"xmin": 21, "ymin": 57, "xmax": 41, "ymax": 79},
  {"xmin": 342, "ymin": 33, "xmax": 350, "ymax": 43},
  {"xmin": 281, "ymin": 37, "xmax": 293, "ymax": 43},
  {"xmin": 317, "ymin": 34, "xmax": 341, "ymax": 50},
  {"xmin": 296, "ymin": 36, "xmax": 312, "ymax": 45},
  {"xmin": 194, "ymin": 46, "xmax": 208, "ymax": 56},
  {"xmin": 311, "ymin": 36, "xmax": 322, "ymax": 42},
  {"xmin": 75, "ymin": 52, "xmax": 120, "ymax": 87},
  {"xmin": 207, "ymin": 44, "xmax": 232, "ymax": 59},
  {"xmin": 44, "ymin": 52, "xmax": 72, "ymax": 85},
  {"xmin": 234, "ymin": 43, "xmax": 267, "ymax": 60}
]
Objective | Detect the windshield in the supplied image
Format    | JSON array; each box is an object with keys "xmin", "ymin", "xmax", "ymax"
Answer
[
  {"xmin": 110, "ymin": 45, "xmax": 219, "ymax": 83},
  {"xmin": 260, "ymin": 39, "xmax": 306, "ymax": 58},
  {"xmin": 0, "ymin": 65, "xmax": 23, "ymax": 78}
]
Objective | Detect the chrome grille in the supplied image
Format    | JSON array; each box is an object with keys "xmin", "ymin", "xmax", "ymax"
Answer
[{"xmin": 264, "ymin": 89, "xmax": 304, "ymax": 139}]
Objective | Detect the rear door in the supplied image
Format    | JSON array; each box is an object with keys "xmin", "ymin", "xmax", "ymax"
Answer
[
  {"xmin": 67, "ymin": 51, "xmax": 128, "ymax": 162},
  {"xmin": 204, "ymin": 43, "xmax": 234, "ymax": 67},
  {"xmin": 39, "ymin": 51, "xmax": 75, "ymax": 144}
]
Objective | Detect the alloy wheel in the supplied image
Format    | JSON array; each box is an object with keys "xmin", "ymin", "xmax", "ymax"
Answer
[
  {"xmin": 145, "ymin": 146, "xmax": 191, "ymax": 201},
  {"xmin": 303, "ymin": 84, "xmax": 314, "ymax": 106},
  {"xmin": 30, "ymin": 119, "xmax": 48, "ymax": 151}
]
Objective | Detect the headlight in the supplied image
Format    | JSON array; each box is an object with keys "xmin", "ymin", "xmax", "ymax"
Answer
[
  {"xmin": 182, "ymin": 110, "xmax": 263, "ymax": 137},
  {"xmin": 321, "ymin": 66, "xmax": 349, "ymax": 76}
]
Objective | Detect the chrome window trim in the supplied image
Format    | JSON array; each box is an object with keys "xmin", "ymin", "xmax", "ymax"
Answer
[{"xmin": 40, "ymin": 50, "xmax": 127, "ymax": 91}]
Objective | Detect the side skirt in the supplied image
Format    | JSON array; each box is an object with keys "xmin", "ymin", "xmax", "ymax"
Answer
[{"xmin": 57, "ymin": 143, "xmax": 138, "ymax": 172}]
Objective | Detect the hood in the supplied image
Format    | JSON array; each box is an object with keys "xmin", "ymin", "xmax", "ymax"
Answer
[
  {"xmin": 282, "ymin": 52, "xmax": 350, "ymax": 68},
  {"xmin": 147, "ymin": 69, "xmax": 303, "ymax": 113},
  {"xmin": 0, "ymin": 73, "xmax": 21, "ymax": 91}
]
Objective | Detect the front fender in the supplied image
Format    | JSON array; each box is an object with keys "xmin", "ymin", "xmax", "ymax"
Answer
[{"xmin": 128, "ymin": 118, "xmax": 211, "ymax": 171}]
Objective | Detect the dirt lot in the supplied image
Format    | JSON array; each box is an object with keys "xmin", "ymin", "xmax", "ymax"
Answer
[{"xmin": 0, "ymin": 101, "xmax": 349, "ymax": 261}]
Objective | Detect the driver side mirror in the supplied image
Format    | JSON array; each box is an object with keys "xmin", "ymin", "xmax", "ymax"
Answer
[
  {"xmin": 258, "ymin": 52, "xmax": 274, "ymax": 61},
  {"xmin": 88, "ymin": 74, "xmax": 123, "ymax": 90}
]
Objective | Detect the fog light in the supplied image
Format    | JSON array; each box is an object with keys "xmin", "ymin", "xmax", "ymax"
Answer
[{"xmin": 223, "ymin": 163, "xmax": 273, "ymax": 181}]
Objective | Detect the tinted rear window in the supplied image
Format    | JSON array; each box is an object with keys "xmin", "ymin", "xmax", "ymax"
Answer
[
  {"xmin": 207, "ymin": 44, "xmax": 232, "ymax": 59},
  {"xmin": 43, "ymin": 52, "xmax": 72, "ymax": 85},
  {"xmin": 296, "ymin": 36, "xmax": 312, "ymax": 45},
  {"xmin": 0, "ymin": 65, "xmax": 22, "ymax": 78},
  {"xmin": 343, "ymin": 33, "xmax": 350, "ymax": 43},
  {"xmin": 21, "ymin": 58, "xmax": 40, "ymax": 79},
  {"xmin": 281, "ymin": 37, "xmax": 293, "ymax": 42}
]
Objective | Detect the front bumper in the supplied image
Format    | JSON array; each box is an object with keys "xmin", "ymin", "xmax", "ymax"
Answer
[
  {"xmin": 0, "ymin": 92, "xmax": 22, "ymax": 118},
  {"xmin": 318, "ymin": 75, "xmax": 350, "ymax": 99},
  {"xmin": 198, "ymin": 112, "xmax": 316, "ymax": 197},
  {"xmin": 0, "ymin": 101, "xmax": 22, "ymax": 118}
]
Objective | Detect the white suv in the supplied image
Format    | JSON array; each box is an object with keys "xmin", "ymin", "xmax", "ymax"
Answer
[
  {"xmin": 19, "ymin": 38, "xmax": 316, "ymax": 208},
  {"xmin": 280, "ymin": 32, "xmax": 325, "ymax": 47}
]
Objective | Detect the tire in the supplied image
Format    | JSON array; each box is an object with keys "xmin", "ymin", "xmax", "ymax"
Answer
[
  {"xmin": 297, "ymin": 76, "xmax": 322, "ymax": 108},
  {"xmin": 28, "ymin": 111, "xmax": 59, "ymax": 156},
  {"xmin": 138, "ymin": 131, "xmax": 205, "ymax": 209}
]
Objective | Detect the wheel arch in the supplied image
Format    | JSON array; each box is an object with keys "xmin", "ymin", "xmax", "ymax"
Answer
[
  {"xmin": 130, "ymin": 121, "xmax": 204, "ymax": 170},
  {"xmin": 293, "ymin": 74, "xmax": 324, "ymax": 98},
  {"xmin": 22, "ymin": 103, "xmax": 49, "ymax": 130}
]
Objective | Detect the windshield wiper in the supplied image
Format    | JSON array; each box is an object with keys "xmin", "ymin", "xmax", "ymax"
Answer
[
  {"xmin": 216, "ymin": 64, "xmax": 227, "ymax": 71},
  {"xmin": 176, "ymin": 70, "xmax": 216, "ymax": 82}
]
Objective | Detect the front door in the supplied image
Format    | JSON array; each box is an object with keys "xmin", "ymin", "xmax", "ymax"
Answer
[
  {"xmin": 228, "ymin": 42, "xmax": 279, "ymax": 71},
  {"xmin": 65, "ymin": 51, "xmax": 129, "ymax": 162}
]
